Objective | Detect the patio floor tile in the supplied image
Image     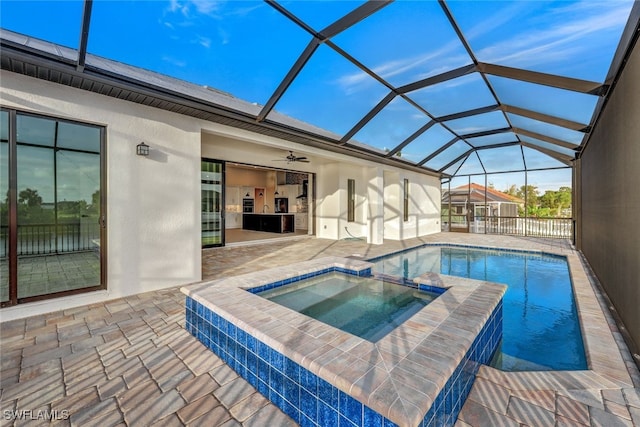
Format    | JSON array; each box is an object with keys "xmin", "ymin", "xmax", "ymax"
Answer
[{"xmin": 0, "ymin": 234, "xmax": 638, "ymax": 426}]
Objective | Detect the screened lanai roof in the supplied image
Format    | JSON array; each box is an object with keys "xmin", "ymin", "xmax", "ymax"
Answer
[{"xmin": 1, "ymin": 0, "xmax": 639, "ymax": 178}]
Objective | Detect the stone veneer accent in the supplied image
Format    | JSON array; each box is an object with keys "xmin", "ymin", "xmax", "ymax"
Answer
[{"xmin": 182, "ymin": 257, "xmax": 505, "ymax": 426}]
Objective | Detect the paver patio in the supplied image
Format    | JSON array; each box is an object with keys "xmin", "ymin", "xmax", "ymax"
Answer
[{"xmin": 1, "ymin": 233, "xmax": 638, "ymax": 426}]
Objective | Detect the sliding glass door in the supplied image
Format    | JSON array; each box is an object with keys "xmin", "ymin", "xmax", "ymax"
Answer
[
  {"xmin": 1, "ymin": 109, "xmax": 105, "ymax": 306},
  {"xmin": 201, "ymin": 159, "xmax": 224, "ymax": 247},
  {"xmin": 1, "ymin": 111, "xmax": 9, "ymax": 304}
]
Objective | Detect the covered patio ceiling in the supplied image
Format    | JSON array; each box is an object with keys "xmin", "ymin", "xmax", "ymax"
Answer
[{"xmin": 1, "ymin": 0, "xmax": 639, "ymax": 178}]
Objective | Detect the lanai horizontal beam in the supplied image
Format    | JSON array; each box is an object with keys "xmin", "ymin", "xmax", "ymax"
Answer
[
  {"xmin": 501, "ymin": 104, "xmax": 590, "ymax": 132},
  {"xmin": 478, "ymin": 62, "xmax": 606, "ymax": 95}
]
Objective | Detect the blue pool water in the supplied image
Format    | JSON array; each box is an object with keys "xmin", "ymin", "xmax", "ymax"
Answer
[
  {"xmin": 258, "ymin": 272, "xmax": 439, "ymax": 342},
  {"xmin": 372, "ymin": 246, "xmax": 587, "ymax": 371}
]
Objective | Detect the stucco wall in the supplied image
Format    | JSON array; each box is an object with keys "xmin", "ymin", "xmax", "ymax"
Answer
[
  {"xmin": 1, "ymin": 70, "xmax": 443, "ymax": 319},
  {"xmin": 1, "ymin": 71, "xmax": 202, "ymax": 320},
  {"xmin": 201, "ymin": 132, "xmax": 442, "ymax": 242},
  {"xmin": 578, "ymin": 38, "xmax": 640, "ymax": 355}
]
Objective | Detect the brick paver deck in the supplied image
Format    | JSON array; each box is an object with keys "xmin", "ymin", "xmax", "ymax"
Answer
[{"xmin": 1, "ymin": 233, "xmax": 638, "ymax": 426}]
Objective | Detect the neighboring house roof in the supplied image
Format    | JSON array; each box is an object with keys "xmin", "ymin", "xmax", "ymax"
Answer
[{"xmin": 443, "ymin": 183, "xmax": 524, "ymax": 204}]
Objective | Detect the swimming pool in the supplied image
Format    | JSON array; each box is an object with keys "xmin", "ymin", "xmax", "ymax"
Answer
[
  {"xmin": 371, "ymin": 245, "xmax": 587, "ymax": 371},
  {"xmin": 257, "ymin": 272, "xmax": 439, "ymax": 342}
]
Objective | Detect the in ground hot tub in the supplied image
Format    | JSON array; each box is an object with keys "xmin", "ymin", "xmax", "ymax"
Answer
[
  {"xmin": 256, "ymin": 272, "xmax": 439, "ymax": 342},
  {"xmin": 182, "ymin": 257, "xmax": 505, "ymax": 427}
]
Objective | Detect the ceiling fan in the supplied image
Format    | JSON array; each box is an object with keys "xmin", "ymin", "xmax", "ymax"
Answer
[{"xmin": 273, "ymin": 151, "xmax": 310, "ymax": 163}]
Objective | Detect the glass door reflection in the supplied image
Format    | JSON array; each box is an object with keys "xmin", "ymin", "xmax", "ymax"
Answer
[{"xmin": 201, "ymin": 159, "xmax": 224, "ymax": 247}]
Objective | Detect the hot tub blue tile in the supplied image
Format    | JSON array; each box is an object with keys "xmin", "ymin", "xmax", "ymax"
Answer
[
  {"xmin": 284, "ymin": 357, "xmax": 300, "ymax": 382},
  {"xmin": 237, "ymin": 329, "xmax": 247, "ymax": 346},
  {"xmin": 282, "ymin": 399, "xmax": 301, "ymax": 424},
  {"xmin": 318, "ymin": 400, "xmax": 339, "ymax": 427},
  {"xmin": 300, "ymin": 368, "xmax": 318, "ymax": 394},
  {"xmin": 257, "ymin": 357, "xmax": 269, "ymax": 382},
  {"xmin": 284, "ymin": 376, "xmax": 300, "ymax": 407},
  {"xmin": 339, "ymin": 414, "xmax": 357, "ymax": 427},
  {"xmin": 383, "ymin": 417, "xmax": 399, "ymax": 427},
  {"xmin": 226, "ymin": 322, "xmax": 237, "ymax": 340},
  {"xmin": 318, "ymin": 378, "xmax": 339, "ymax": 408},
  {"xmin": 300, "ymin": 414, "xmax": 315, "ymax": 427},
  {"xmin": 246, "ymin": 335, "xmax": 257, "ymax": 354},
  {"xmin": 271, "ymin": 350, "xmax": 285, "ymax": 373},
  {"xmin": 270, "ymin": 389, "xmax": 286, "ymax": 409},
  {"xmin": 339, "ymin": 390, "xmax": 363, "ymax": 425},
  {"xmin": 270, "ymin": 367, "xmax": 285, "ymax": 395},
  {"xmin": 257, "ymin": 340, "xmax": 270, "ymax": 361},
  {"xmin": 257, "ymin": 378, "xmax": 269, "ymax": 397},
  {"xmin": 247, "ymin": 371, "xmax": 258, "ymax": 388},
  {"xmin": 247, "ymin": 351, "xmax": 257, "ymax": 371},
  {"xmin": 422, "ymin": 406, "xmax": 436, "ymax": 427},
  {"xmin": 363, "ymin": 406, "xmax": 383, "ymax": 427},
  {"xmin": 300, "ymin": 387, "xmax": 318, "ymax": 423}
]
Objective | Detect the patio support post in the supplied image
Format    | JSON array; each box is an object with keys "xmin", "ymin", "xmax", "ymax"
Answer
[
  {"xmin": 448, "ymin": 180, "xmax": 451, "ymax": 232},
  {"xmin": 524, "ymin": 170, "xmax": 528, "ymax": 236},
  {"xmin": 366, "ymin": 167, "xmax": 384, "ymax": 245},
  {"xmin": 467, "ymin": 176, "xmax": 471, "ymax": 233},
  {"xmin": 484, "ymin": 175, "xmax": 488, "ymax": 234}
]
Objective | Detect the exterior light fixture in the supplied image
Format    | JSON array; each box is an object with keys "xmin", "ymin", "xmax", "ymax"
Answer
[
  {"xmin": 136, "ymin": 142, "xmax": 150, "ymax": 156},
  {"xmin": 245, "ymin": 192, "xmax": 250, "ymax": 197},
  {"xmin": 259, "ymin": 192, "xmax": 263, "ymax": 197}
]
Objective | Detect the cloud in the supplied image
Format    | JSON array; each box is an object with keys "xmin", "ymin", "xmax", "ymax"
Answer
[
  {"xmin": 162, "ymin": 56, "xmax": 187, "ymax": 67},
  {"xmin": 336, "ymin": 40, "xmax": 469, "ymax": 94},
  {"xmin": 474, "ymin": 1, "xmax": 632, "ymax": 69},
  {"xmin": 190, "ymin": 0, "xmax": 222, "ymax": 16},
  {"xmin": 217, "ymin": 27, "xmax": 229, "ymax": 45},
  {"xmin": 165, "ymin": 0, "xmax": 236, "ymax": 19},
  {"xmin": 192, "ymin": 35, "xmax": 211, "ymax": 48},
  {"xmin": 465, "ymin": 2, "xmax": 531, "ymax": 42}
]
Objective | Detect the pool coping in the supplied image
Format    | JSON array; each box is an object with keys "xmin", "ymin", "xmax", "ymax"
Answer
[{"xmin": 182, "ymin": 256, "xmax": 506, "ymax": 426}]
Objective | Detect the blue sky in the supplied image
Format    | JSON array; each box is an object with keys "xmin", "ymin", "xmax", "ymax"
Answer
[{"xmin": 1, "ymin": 0, "xmax": 635, "ymax": 191}]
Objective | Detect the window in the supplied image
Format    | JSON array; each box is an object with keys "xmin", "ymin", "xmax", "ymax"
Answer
[
  {"xmin": 347, "ymin": 179, "xmax": 355, "ymax": 222},
  {"xmin": 403, "ymin": 179, "xmax": 409, "ymax": 221}
]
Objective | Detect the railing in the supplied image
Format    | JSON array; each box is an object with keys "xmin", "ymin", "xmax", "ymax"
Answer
[
  {"xmin": 441, "ymin": 215, "xmax": 573, "ymax": 239},
  {"xmin": 0, "ymin": 222, "xmax": 100, "ymax": 257}
]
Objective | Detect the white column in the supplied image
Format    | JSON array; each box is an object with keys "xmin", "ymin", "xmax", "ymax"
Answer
[{"xmin": 366, "ymin": 167, "xmax": 384, "ymax": 245}]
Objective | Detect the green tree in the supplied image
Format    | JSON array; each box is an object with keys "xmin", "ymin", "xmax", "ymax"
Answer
[
  {"xmin": 87, "ymin": 190, "xmax": 100, "ymax": 215},
  {"xmin": 503, "ymin": 184, "xmax": 518, "ymax": 197},
  {"xmin": 539, "ymin": 187, "xmax": 571, "ymax": 217},
  {"xmin": 516, "ymin": 185, "xmax": 539, "ymax": 209},
  {"xmin": 18, "ymin": 188, "xmax": 42, "ymax": 207},
  {"xmin": 16, "ymin": 188, "xmax": 53, "ymax": 223}
]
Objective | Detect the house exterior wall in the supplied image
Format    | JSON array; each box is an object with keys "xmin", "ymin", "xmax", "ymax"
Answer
[
  {"xmin": 1, "ymin": 70, "xmax": 442, "ymax": 320},
  {"xmin": 578, "ymin": 37, "xmax": 640, "ymax": 358},
  {"xmin": 1, "ymin": 70, "xmax": 202, "ymax": 320}
]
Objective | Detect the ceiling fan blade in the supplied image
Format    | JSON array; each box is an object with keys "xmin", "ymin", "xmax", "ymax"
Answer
[
  {"xmin": 295, "ymin": 157, "xmax": 308, "ymax": 161},
  {"xmin": 298, "ymin": 159, "xmax": 310, "ymax": 163}
]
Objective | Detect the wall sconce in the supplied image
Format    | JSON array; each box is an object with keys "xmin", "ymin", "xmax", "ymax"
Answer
[
  {"xmin": 136, "ymin": 142, "xmax": 150, "ymax": 156},
  {"xmin": 245, "ymin": 192, "xmax": 250, "ymax": 197},
  {"xmin": 274, "ymin": 190, "xmax": 279, "ymax": 195},
  {"xmin": 259, "ymin": 192, "xmax": 263, "ymax": 197}
]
